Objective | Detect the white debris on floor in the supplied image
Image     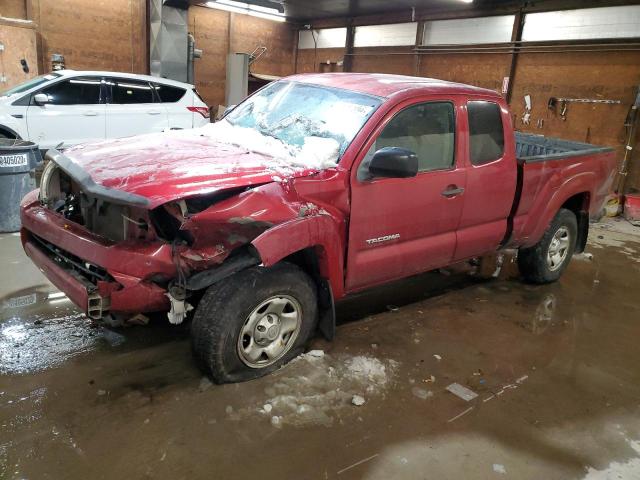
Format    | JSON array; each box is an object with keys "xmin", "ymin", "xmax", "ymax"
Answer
[
  {"xmin": 411, "ymin": 387, "xmax": 433, "ymax": 400},
  {"xmin": 306, "ymin": 349, "xmax": 325, "ymax": 358},
  {"xmin": 446, "ymin": 383, "xmax": 479, "ymax": 402},
  {"xmin": 493, "ymin": 463, "xmax": 507, "ymax": 474},
  {"xmin": 226, "ymin": 351, "xmax": 398, "ymax": 427}
]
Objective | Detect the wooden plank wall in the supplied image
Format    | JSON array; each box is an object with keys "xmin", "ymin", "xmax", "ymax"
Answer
[
  {"xmin": 189, "ymin": 5, "xmax": 295, "ymax": 109},
  {"xmin": 0, "ymin": 20, "xmax": 39, "ymax": 88},
  {"xmin": 0, "ymin": 0, "xmax": 27, "ymax": 19},
  {"xmin": 510, "ymin": 50, "xmax": 640, "ymax": 192},
  {"xmin": 296, "ymin": 48, "xmax": 345, "ymax": 73},
  {"xmin": 18, "ymin": 0, "xmax": 148, "ymax": 75}
]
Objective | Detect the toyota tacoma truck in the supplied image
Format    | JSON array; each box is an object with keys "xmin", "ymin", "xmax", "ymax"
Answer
[{"xmin": 20, "ymin": 73, "xmax": 617, "ymax": 383}]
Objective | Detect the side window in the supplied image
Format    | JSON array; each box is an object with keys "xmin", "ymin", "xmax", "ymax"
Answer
[
  {"xmin": 360, "ymin": 102, "xmax": 455, "ymax": 179},
  {"xmin": 109, "ymin": 78, "xmax": 155, "ymax": 104},
  {"xmin": 467, "ymin": 101, "xmax": 505, "ymax": 166},
  {"xmin": 153, "ymin": 83, "xmax": 186, "ymax": 102},
  {"xmin": 39, "ymin": 77, "xmax": 101, "ymax": 105}
]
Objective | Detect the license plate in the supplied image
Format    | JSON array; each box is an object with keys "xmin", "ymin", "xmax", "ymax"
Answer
[
  {"xmin": 0, "ymin": 153, "xmax": 29, "ymax": 168},
  {"xmin": 3, "ymin": 293, "xmax": 37, "ymax": 309}
]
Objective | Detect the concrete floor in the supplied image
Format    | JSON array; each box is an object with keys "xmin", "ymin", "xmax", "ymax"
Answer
[{"xmin": 1, "ymin": 219, "xmax": 640, "ymax": 480}]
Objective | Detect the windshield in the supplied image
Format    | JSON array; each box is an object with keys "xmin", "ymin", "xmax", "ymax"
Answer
[
  {"xmin": 225, "ymin": 81, "xmax": 382, "ymax": 161},
  {"xmin": 0, "ymin": 73, "xmax": 61, "ymax": 97}
]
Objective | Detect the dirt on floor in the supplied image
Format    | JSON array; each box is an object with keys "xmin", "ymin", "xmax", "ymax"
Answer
[{"xmin": 1, "ymin": 218, "xmax": 640, "ymax": 480}]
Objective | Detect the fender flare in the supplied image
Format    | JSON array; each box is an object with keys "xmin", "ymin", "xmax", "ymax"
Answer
[
  {"xmin": 251, "ymin": 214, "xmax": 345, "ymax": 297},
  {"xmin": 522, "ymin": 173, "xmax": 594, "ymax": 248},
  {"xmin": 251, "ymin": 214, "xmax": 345, "ymax": 340}
]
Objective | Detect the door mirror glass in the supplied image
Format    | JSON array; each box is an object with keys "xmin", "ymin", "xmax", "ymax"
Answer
[
  {"xmin": 33, "ymin": 93, "xmax": 49, "ymax": 105},
  {"xmin": 369, "ymin": 147, "xmax": 418, "ymax": 178}
]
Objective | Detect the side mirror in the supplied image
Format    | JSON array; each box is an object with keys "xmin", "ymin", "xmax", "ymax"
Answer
[
  {"xmin": 369, "ymin": 147, "xmax": 418, "ymax": 178},
  {"xmin": 223, "ymin": 104, "xmax": 237, "ymax": 117},
  {"xmin": 33, "ymin": 93, "xmax": 50, "ymax": 105}
]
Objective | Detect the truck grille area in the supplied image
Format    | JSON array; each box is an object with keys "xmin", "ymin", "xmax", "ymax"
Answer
[
  {"xmin": 40, "ymin": 162, "xmax": 155, "ymax": 243},
  {"xmin": 30, "ymin": 233, "xmax": 112, "ymax": 287}
]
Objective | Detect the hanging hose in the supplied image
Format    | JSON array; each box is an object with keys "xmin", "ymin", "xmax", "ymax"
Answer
[{"xmin": 616, "ymin": 87, "xmax": 640, "ymax": 193}]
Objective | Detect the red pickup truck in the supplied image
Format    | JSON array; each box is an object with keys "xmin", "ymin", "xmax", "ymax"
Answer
[{"xmin": 20, "ymin": 73, "xmax": 616, "ymax": 383}]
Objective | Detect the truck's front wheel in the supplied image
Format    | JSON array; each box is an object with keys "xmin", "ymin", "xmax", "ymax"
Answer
[
  {"xmin": 191, "ymin": 263, "xmax": 318, "ymax": 383},
  {"xmin": 518, "ymin": 208, "xmax": 577, "ymax": 284}
]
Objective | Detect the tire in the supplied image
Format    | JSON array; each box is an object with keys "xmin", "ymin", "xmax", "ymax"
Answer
[
  {"xmin": 191, "ymin": 263, "xmax": 318, "ymax": 383},
  {"xmin": 518, "ymin": 208, "xmax": 578, "ymax": 284}
]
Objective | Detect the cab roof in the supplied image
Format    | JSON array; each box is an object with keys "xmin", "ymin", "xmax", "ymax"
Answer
[{"xmin": 287, "ymin": 72, "xmax": 501, "ymax": 100}]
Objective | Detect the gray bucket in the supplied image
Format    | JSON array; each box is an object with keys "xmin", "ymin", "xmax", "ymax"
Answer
[{"xmin": 0, "ymin": 139, "xmax": 42, "ymax": 233}]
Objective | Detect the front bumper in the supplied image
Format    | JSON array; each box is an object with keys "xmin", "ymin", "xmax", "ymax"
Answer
[{"xmin": 20, "ymin": 190, "xmax": 172, "ymax": 318}]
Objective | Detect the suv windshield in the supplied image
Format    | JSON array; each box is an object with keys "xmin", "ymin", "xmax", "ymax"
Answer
[
  {"xmin": 225, "ymin": 81, "xmax": 382, "ymax": 162},
  {"xmin": 0, "ymin": 73, "xmax": 61, "ymax": 98}
]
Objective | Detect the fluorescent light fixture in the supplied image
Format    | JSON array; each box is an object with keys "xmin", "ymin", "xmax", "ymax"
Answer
[
  {"xmin": 206, "ymin": 0, "xmax": 286, "ymax": 22},
  {"xmin": 459, "ymin": 0, "xmax": 474, "ymax": 3}
]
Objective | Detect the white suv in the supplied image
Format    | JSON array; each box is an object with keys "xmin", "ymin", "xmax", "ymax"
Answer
[{"xmin": 0, "ymin": 70, "xmax": 210, "ymax": 150}]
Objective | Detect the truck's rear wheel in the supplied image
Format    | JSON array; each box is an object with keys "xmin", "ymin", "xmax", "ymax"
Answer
[
  {"xmin": 518, "ymin": 208, "xmax": 577, "ymax": 284},
  {"xmin": 191, "ymin": 263, "xmax": 318, "ymax": 383}
]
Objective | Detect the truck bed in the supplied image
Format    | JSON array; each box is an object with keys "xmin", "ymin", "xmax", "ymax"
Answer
[
  {"xmin": 509, "ymin": 132, "xmax": 617, "ymax": 249},
  {"xmin": 515, "ymin": 132, "xmax": 614, "ymax": 163}
]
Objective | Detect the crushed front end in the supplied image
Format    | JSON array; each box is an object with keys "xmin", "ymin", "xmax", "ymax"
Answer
[{"xmin": 19, "ymin": 149, "xmax": 309, "ymax": 324}]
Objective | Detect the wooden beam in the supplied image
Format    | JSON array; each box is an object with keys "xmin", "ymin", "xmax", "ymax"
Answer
[
  {"xmin": 342, "ymin": 21, "xmax": 355, "ymax": 72},
  {"xmin": 228, "ymin": 11, "xmax": 235, "ymax": 53},
  {"xmin": 292, "ymin": 27, "xmax": 299, "ymax": 73},
  {"xmin": 505, "ymin": 10, "xmax": 524, "ymax": 104},
  {"xmin": 414, "ymin": 20, "xmax": 424, "ymax": 76}
]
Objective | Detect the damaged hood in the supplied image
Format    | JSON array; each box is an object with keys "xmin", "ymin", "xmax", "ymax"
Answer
[{"xmin": 56, "ymin": 131, "xmax": 321, "ymax": 209}]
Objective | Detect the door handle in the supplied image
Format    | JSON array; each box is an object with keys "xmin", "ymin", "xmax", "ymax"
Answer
[
  {"xmin": 83, "ymin": 111, "xmax": 98, "ymax": 116},
  {"xmin": 441, "ymin": 186, "xmax": 465, "ymax": 198},
  {"xmin": 147, "ymin": 110, "xmax": 161, "ymax": 115}
]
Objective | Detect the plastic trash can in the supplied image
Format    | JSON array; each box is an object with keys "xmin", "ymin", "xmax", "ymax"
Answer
[{"xmin": 0, "ymin": 139, "xmax": 42, "ymax": 233}]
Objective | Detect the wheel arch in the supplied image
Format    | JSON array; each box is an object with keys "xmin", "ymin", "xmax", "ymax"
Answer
[
  {"xmin": 251, "ymin": 215, "xmax": 345, "ymax": 341},
  {"xmin": 0, "ymin": 125, "xmax": 21, "ymax": 139},
  {"xmin": 560, "ymin": 192, "xmax": 590, "ymax": 253},
  {"xmin": 522, "ymin": 172, "xmax": 595, "ymax": 249}
]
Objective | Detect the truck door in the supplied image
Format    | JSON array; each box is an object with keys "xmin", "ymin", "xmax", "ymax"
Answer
[
  {"xmin": 452, "ymin": 100, "xmax": 517, "ymax": 261},
  {"xmin": 346, "ymin": 98, "xmax": 466, "ymax": 292}
]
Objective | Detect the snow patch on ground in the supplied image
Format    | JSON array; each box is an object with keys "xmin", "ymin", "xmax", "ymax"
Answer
[
  {"xmin": 582, "ymin": 438, "xmax": 640, "ymax": 480},
  {"xmin": 228, "ymin": 352, "xmax": 399, "ymax": 427}
]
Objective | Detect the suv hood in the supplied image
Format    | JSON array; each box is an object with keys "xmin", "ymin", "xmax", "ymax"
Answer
[{"xmin": 55, "ymin": 131, "xmax": 321, "ymax": 209}]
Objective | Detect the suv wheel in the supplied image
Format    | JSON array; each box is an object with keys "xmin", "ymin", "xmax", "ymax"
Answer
[
  {"xmin": 518, "ymin": 208, "xmax": 578, "ymax": 284},
  {"xmin": 191, "ymin": 263, "xmax": 318, "ymax": 383}
]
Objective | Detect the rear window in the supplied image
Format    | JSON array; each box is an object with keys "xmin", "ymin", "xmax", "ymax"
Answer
[
  {"xmin": 153, "ymin": 83, "xmax": 186, "ymax": 102},
  {"xmin": 468, "ymin": 101, "xmax": 505, "ymax": 166}
]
